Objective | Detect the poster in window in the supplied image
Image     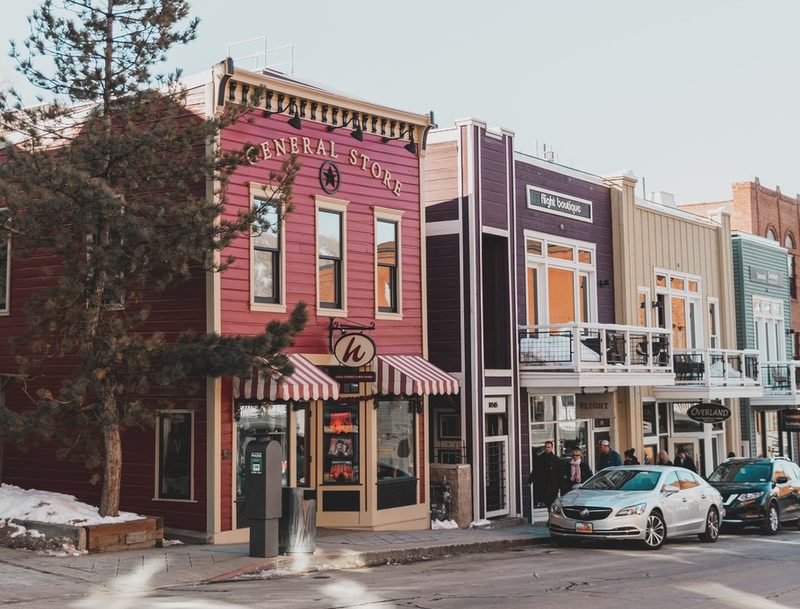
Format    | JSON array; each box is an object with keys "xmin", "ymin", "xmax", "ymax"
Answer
[{"xmin": 322, "ymin": 401, "xmax": 359, "ymax": 484}]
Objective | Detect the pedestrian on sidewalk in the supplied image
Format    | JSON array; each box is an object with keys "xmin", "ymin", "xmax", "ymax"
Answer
[
  {"xmin": 527, "ymin": 440, "xmax": 561, "ymax": 510},
  {"xmin": 675, "ymin": 448, "xmax": 697, "ymax": 472},
  {"xmin": 656, "ymin": 450, "xmax": 672, "ymax": 465},
  {"xmin": 597, "ymin": 439, "xmax": 622, "ymax": 471},
  {"xmin": 623, "ymin": 448, "xmax": 640, "ymax": 465},
  {"xmin": 562, "ymin": 448, "xmax": 592, "ymax": 494}
]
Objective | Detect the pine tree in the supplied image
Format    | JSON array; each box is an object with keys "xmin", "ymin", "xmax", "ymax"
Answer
[{"xmin": 0, "ymin": 0, "xmax": 306, "ymax": 516}]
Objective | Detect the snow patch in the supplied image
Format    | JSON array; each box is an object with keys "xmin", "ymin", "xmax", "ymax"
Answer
[
  {"xmin": 469, "ymin": 518, "xmax": 492, "ymax": 528},
  {"xmin": 431, "ymin": 519, "xmax": 459, "ymax": 530}
]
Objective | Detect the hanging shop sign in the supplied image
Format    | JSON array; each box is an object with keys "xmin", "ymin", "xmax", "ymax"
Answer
[
  {"xmin": 527, "ymin": 185, "xmax": 593, "ymax": 223},
  {"xmin": 780, "ymin": 409, "xmax": 800, "ymax": 432},
  {"xmin": 686, "ymin": 403, "xmax": 731, "ymax": 424},
  {"xmin": 333, "ymin": 333, "xmax": 376, "ymax": 368},
  {"xmin": 576, "ymin": 393, "xmax": 614, "ymax": 419},
  {"xmin": 327, "ymin": 366, "xmax": 377, "ymax": 383},
  {"xmin": 749, "ymin": 267, "xmax": 784, "ymax": 287}
]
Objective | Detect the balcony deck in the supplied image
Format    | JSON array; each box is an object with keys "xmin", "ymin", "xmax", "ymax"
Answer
[
  {"xmin": 652, "ymin": 348, "xmax": 762, "ymax": 400},
  {"xmin": 749, "ymin": 362, "xmax": 800, "ymax": 407},
  {"xmin": 518, "ymin": 323, "xmax": 675, "ymax": 390}
]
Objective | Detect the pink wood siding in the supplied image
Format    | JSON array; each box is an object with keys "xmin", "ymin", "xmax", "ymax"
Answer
[{"xmin": 219, "ymin": 115, "xmax": 425, "ymax": 356}]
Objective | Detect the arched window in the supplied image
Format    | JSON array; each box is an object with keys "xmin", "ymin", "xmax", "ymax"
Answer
[
  {"xmin": 785, "ymin": 232, "xmax": 796, "ymax": 250},
  {"xmin": 766, "ymin": 227, "xmax": 778, "ymax": 242}
]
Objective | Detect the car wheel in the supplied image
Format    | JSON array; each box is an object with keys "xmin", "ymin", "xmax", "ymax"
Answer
[
  {"xmin": 761, "ymin": 503, "xmax": 780, "ymax": 535},
  {"xmin": 641, "ymin": 511, "xmax": 666, "ymax": 550},
  {"xmin": 698, "ymin": 507, "xmax": 720, "ymax": 543}
]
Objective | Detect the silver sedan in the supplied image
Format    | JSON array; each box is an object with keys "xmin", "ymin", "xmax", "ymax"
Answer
[{"xmin": 549, "ymin": 465, "xmax": 724, "ymax": 550}]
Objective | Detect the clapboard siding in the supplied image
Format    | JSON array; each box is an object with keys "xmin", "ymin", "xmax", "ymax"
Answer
[
  {"xmin": 219, "ymin": 115, "xmax": 424, "ymax": 356},
  {"xmin": 426, "ymin": 233, "xmax": 462, "ymax": 372},
  {"xmin": 480, "ymin": 132, "xmax": 509, "ymax": 231},
  {"xmin": 514, "ymin": 159, "xmax": 615, "ymax": 324}
]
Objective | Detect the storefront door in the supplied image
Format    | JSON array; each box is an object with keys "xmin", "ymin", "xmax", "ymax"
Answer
[
  {"xmin": 484, "ymin": 401, "xmax": 509, "ymax": 518},
  {"xmin": 668, "ymin": 437, "xmax": 700, "ymax": 471}
]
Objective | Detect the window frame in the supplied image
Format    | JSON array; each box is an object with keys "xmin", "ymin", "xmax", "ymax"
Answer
[
  {"xmin": 154, "ymin": 410, "xmax": 195, "ymax": 502},
  {"xmin": 315, "ymin": 196, "xmax": 348, "ymax": 316},
  {"xmin": 653, "ymin": 268, "xmax": 703, "ymax": 350},
  {"xmin": 250, "ymin": 183, "xmax": 286, "ymax": 313},
  {"xmin": 637, "ymin": 286, "xmax": 652, "ymax": 327},
  {"xmin": 523, "ymin": 230, "xmax": 597, "ymax": 326},
  {"xmin": 374, "ymin": 207, "xmax": 404, "ymax": 319},
  {"xmin": 707, "ymin": 297, "xmax": 720, "ymax": 349}
]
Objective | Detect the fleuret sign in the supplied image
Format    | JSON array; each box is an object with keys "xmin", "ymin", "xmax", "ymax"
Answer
[
  {"xmin": 686, "ymin": 403, "xmax": 731, "ymax": 424},
  {"xmin": 527, "ymin": 186, "xmax": 593, "ymax": 223}
]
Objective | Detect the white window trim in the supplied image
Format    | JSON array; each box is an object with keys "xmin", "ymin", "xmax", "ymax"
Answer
[
  {"xmin": 373, "ymin": 206, "xmax": 404, "ymax": 320},
  {"xmin": 249, "ymin": 183, "xmax": 286, "ymax": 314},
  {"xmin": 752, "ymin": 294, "xmax": 786, "ymax": 362},
  {"xmin": 653, "ymin": 268, "xmax": 704, "ymax": 350},
  {"xmin": 315, "ymin": 195, "xmax": 349, "ymax": 317},
  {"xmin": 638, "ymin": 286, "xmax": 651, "ymax": 327},
  {"xmin": 707, "ymin": 296, "xmax": 720, "ymax": 349},
  {"xmin": 153, "ymin": 410, "xmax": 196, "ymax": 503},
  {"xmin": 523, "ymin": 230, "xmax": 597, "ymax": 325}
]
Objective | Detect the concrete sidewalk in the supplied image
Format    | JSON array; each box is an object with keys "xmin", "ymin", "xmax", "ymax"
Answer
[{"xmin": 0, "ymin": 522, "xmax": 551, "ymax": 589}]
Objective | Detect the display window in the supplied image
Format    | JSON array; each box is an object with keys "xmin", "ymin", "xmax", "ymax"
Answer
[
  {"xmin": 156, "ymin": 411, "xmax": 193, "ymax": 500},
  {"xmin": 322, "ymin": 401, "xmax": 360, "ymax": 484},
  {"xmin": 376, "ymin": 398, "xmax": 416, "ymax": 481}
]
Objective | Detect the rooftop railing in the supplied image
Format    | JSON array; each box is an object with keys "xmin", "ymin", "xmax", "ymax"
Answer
[
  {"xmin": 672, "ymin": 348, "xmax": 761, "ymax": 387},
  {"xmin": 760, "ymin": 361, "xmax": 800, "ymax": 395}
]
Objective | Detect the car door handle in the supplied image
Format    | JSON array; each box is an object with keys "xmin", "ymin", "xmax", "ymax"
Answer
[{"xmin": 682, "ymin": 498, "xmax": 688, "ymax": 503}]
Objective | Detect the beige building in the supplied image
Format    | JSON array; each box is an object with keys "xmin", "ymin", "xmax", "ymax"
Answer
[{"xmin": 608, "ymin": 174, "xmax": 760, "ymax": 472}]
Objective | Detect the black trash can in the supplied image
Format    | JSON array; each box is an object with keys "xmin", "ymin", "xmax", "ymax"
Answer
[{"xmin": 279, "ymin": 487, "xmax": 317, "ymax": 554}]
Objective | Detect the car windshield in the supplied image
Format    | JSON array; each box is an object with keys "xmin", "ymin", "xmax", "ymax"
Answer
[
  {"xmin": 581, "ymin": 469, "xmax": 662, "ymax": 491},
  {"xmin": 708, "ymin": 462, "xmax": 771, "ymax": 483}
]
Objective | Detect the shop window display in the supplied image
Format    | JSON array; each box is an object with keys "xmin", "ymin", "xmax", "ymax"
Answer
[
  {"xmin": 157, "ymin": 412, "xmax": 192, "ymax": 500},
  {"xmin": 323, "ymin": 402, "xmax": 360, "ymax": 484}
]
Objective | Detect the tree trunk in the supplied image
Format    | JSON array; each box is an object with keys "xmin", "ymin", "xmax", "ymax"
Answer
[{"xmin": 99, "ymin": 420, "xmax": 122, "ymax": 517}]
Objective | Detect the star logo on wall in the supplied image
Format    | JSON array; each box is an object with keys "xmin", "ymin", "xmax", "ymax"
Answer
[{"xmin": 319, "ymin": 161, "xmax": 341, "ymax": 194}]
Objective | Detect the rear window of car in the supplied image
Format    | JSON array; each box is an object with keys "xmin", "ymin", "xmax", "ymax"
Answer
[
  {"xmin": 581, "ymin": 469, "xmax": 661, "ymax": 491},
  {"xmin": 708, "ymin": 462, "xmax": 770, "ymax": 483}
]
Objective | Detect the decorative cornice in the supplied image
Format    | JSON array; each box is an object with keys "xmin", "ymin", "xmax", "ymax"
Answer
[{"xmin": 212, "ymin": 59, "xmax": 432, "ymax": 155}]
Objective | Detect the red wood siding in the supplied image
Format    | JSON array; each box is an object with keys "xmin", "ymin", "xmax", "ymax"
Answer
[{"xmin": 219, "ymin": 115, "xmax": 425, "ymax": 356}]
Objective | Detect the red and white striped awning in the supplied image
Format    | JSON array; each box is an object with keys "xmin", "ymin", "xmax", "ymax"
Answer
[
  {"xmin": 233, "ymin": 354, "xmax": 339, "ymax": 402},
  {"xmin": 376, "ymin": 355, "xmax": 460, "ymax": 396}
]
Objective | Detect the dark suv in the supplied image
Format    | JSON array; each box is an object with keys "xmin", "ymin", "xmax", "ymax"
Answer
[{"xmin": 707, "ymin": 457, "xmax": 800, "ymax": 534}]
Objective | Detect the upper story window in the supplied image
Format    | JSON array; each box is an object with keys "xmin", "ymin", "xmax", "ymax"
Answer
[
  {"xmin": 252, "ymin": 199, "xmax": 281, "ymax": 305},
  {"xmin": 316, "ymin": 197, "xmax": 348, "ymax": 314},
  {"xmin": 375, "ymin": 211, "xmax": 402, "ymax": 315},
  {"xmin": 638, "ymin": 288, "xmax": 651, "ymax": 327},
  {"xmin": 766, "ymin": 227, "xmax": 778, "ymax": 242},
  {"xmin": 654, "ymin": 270, "xmax": 703, "ymax": 350},
  {"xmin": 785, "ymin": 232, "xmax": 795, "ymax": 250},
  {"xmin": 525, "ymin": 233, "xmax": 596, "ymax": 326},
  {"xmin": 753, "ymin": 295, "xmax": 785, "ymax": 363},
  {"xmin": 708, "ymin": 298, "xmax": 720, "ymax": 349}
]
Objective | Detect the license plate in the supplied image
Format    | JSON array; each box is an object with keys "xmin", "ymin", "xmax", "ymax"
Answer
[{"xmin": 575, "ymin": 521, "xmax": 593, "ymax": 534}]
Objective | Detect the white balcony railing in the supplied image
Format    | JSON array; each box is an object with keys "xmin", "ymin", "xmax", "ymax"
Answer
[
  {"xmin": 518, "ymin": 323, "xmax": 673, "ymax": 374},
  {"xmin": 672, "ymin": 348, "xmax": 761, "ymax": 388},
  {"xmin": 760, "ymin": 361, "xmax": 800, "ymax": 395}
]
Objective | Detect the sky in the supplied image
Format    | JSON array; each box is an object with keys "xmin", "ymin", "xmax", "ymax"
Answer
[{"xmin": 1, "ymin": 0, "xmax": 798, "ymax": 203}]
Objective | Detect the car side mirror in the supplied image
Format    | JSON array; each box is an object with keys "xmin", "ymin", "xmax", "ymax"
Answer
[
  {"xmin": 776, "ymin": 476, "xmax": 789, "ymax": 485},
  {"xmin": 661, "ymin": 485, "xmax": 678, "ymax": 495}
]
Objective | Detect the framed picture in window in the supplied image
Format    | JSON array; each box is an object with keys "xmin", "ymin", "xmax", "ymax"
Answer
[{"xmin": 438, "ymin": 413, "xmax": 460, "ymax": 440}]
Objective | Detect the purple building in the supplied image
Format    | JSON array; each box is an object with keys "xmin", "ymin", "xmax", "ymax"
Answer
[{"xmin": 423, "ymin": 120, "xmax": 671, "ymax": 523}]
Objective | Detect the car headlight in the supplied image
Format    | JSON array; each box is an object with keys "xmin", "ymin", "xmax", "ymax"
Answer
[
  {"xmin": 616, "ymin": 502, "xmax": 647, "ymax": 517},
  {"xmin": 550, "ymin": 498, "xmax": 564, "ymax": 516},
  {"xmin": 737, "ymin": 491, "xmax": 764, "ymax": 502}
]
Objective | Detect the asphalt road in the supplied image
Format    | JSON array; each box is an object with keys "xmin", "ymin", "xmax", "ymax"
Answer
[{"xmin": 5, "ymin": 529, "xmax": 800, "ymax": 609}]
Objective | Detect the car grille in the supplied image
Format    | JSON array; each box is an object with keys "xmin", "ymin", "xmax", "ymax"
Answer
[{"xmin": 562, "ymin": 506, "xmax": 613, "ymax": 520}]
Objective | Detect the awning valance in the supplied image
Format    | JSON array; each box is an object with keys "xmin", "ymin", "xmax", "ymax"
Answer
[
  {"xmin": 376, "ymin": 355, "xmax": 460, "ymax": 396},
  {"xmin": 233, "ymin": 354, "xmax": 339, "ymax": 402}
]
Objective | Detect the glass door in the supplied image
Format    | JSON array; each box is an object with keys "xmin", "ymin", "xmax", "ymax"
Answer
[{"xmin": 485, "ymin": 412, "xmax": 509, "ymax": 517}]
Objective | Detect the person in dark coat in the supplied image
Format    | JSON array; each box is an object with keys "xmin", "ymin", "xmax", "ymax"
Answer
[
  {"xmin": 562, "ymin": 448, "xmax": 593, "ymax": 494},
  {"xmin": 527, "ymin": 440, "xmax": 562, "ymax": 509},
  {"xmin": 656, "ymin": 450, "xmax": 672, "ymax": 465},
  {"xmin": 675, "ymin": 448, "xmax": 697, "ymax": 472},
  {"xmin": 623, "ymin": 448, "xmax": 640, "ymax": 465}
]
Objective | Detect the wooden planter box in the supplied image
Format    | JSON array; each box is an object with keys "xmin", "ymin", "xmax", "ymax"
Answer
[{"xmin": 85, "ymin": 516, "xmax": 163, "ymax": 553}]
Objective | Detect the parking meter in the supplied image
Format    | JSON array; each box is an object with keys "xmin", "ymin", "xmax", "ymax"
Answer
[{"xmin": 245, "ymin": 438, "xmax": 282, "ymax": 557}]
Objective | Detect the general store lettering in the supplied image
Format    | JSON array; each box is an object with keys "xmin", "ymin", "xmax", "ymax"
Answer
[{"xmin": 247, "ymin": 137, "xmax": 402, "ymax": 197}]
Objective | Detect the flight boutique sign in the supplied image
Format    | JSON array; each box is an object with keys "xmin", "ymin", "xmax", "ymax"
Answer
[
  {"xmin": 527, "ymin": 185, "xmax": 593, "ymax": 223},
  {"xmin": 245, "ymin": 136, "xmax": 404, "ymax": 197}
]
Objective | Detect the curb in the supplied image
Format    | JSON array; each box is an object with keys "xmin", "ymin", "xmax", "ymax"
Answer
[{"xmin": 209, "ymin": 534, "xmax": 551, "ymax": 583}]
